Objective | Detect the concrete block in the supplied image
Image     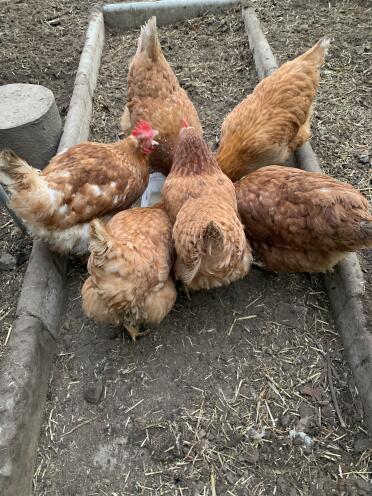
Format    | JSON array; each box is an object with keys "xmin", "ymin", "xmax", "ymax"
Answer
[
  {"xmin": 0, "ymin": 83, "xmax": 62, "ymax": 169},
  {"xmin": 103, "ymin": 0, "xmax": 240, "ymax": 31}
]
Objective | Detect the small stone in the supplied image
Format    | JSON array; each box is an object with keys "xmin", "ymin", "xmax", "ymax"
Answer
[
  {"xmin": 84, "ymin": 378, "xmax": 104, "ymax": 404},
  {"xmin": 192, "ymin": 481, "xmax": 205, "ymax": 496},
  {"xmin": 198, "ymin": 429, "xmax": 206, "ymax": 439},
  {"xmin": 321, "ymin": 404, "xmax": 334, "ymax": 419},
  {"xmin": 238, "ymin": 490, "xmax": 250, "ymax": 496},
  {"xmin": 359, "ymin": 154, "xmax": 369, "ymax": 164},
  {"xmin": 328, "ymin": 135, "xmax": 338, "ymax": 143},
  {"xmin": 225, "ymin": 473, "xmax": 238, "ymax": 485},
  {"xmin": 293, "ymin": 436, "xmax": 305, "ymax": 446},
  {"xmin": 0, "ymin": 252, "xmax": 16, "ymax": 270},
  {"xmin": 226, "ymin": 432, "xmax": 243, "ymax": 447},
  {"xmin": 296, "ymin": 415, "xmax": 311, "ymax": 432},
  {"xmin": 355, "ymin": 478, "xmax": 372, "ymax": 491},
  {"xmin": 303, "ymin": 445, "xmax": 313, "ymax": 455},
  {"xmin": 300, "ymin": 385, "xmax": 322, "ymax": 402},
  {"xmin": 354, "ymin": 437, "xmax": 370, "ymax": 454},
  {"xmin": 274, "ymin": 303, "xmax": 308, "ymax": 328},
  {"xmin": 280, "ymin": 414, "xmax": 291, "ymax": 428},
  {"xmin": 299, "ymin": 402, "xmax": 315, "ymax": 419},
  {"xmin": 246, "ymin": 447, "xmax": 259, "ymax": 464}
]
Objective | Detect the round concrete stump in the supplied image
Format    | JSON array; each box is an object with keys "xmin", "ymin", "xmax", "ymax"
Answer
[{"xmin": 0, "ymin": 83, "xmax": 62, "ymax": 169}]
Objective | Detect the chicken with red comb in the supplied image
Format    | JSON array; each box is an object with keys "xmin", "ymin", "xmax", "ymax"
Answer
[{"xmin": 0, "ymin": 121, "xmax": 158, "ymax": 254}]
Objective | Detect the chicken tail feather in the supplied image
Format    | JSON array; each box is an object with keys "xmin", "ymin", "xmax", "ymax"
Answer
[
  {"xmin": 173, "ymin": 198, "xmax": 251, "ymax": 289},
  {"xmin": 173, "ymin": 207, "xmax": 223, "ymax": 286},
  {"xmin": 203, "ymin": 220, "xmax": 224, "ymax": 249},
  {"xmin": 137, "ymin": 16, "xmax": 160, "ymax": 61},
  {"xmin": 0, "ymin": 148, "xmax": 58, "ymax": 224},
  {"xmin": 0, "ymin": 149, "xmax": 35, "ymax": 189},
  {"xmin": 318, "ymin": 36, "xmax": 332, "ymax": 51},
  {"xmin": 303, "ymin": 35, "xmax": 332, "ymax": 66}
]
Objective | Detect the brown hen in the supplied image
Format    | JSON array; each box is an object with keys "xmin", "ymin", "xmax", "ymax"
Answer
[
  {"xmin": 81, "ymin": 203, "xmax": 176, "ymax": 341},
  {"xmin": 235, "ymin": 165, "xmax": 372, "ymax": 272},
  {"xmin": 122, "ymin": 16, "xmax": 203, "ymax": 175},
  {"xmin": 0, "ymin": 122, "xmax": 158, "ymax": 254},
  {"xmin": 216, "ymin": 37, "xmax": 330, "ymax": 181},
  {"xmin": 162, "ymin": 123, "xmax": 252, "ymax": 290}
]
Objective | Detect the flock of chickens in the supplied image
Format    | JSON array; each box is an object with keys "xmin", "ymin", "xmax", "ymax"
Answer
[{"xmin": 1, "ymin": 17, "xmax": 371, "ymax": 341}]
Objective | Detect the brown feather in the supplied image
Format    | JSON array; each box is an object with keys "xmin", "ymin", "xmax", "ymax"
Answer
[
  {"xmin": 235, "ymin": 165, "xmax": 372, "ymax": 272},
  {"xmin": 82, "ymin": 203, "xmax": 177, "ymax": 329},
  {"xmin": 0, "ymin": 137, "xmax": 151, "ymax": 253},
  {"xmin": 216, "ymin": 37, "xmax": 330, "ymax": 181},
  {"xmin": 162, "ymin": 128, "xmax": 252, "ymax": 290},
  {"xmin": 124, "ymin": 16, "xmax": 203, "ymax": 175}
]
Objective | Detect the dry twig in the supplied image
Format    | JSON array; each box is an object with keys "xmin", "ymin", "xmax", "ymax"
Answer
[{"xmin": 327, "ymin": 351, "xmax": 346, "ymax": 428}]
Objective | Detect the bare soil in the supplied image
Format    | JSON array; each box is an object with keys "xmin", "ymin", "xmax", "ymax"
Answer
[{"xmin": 0, "ymin": 1, "xmax": 371, "ymax": 495}]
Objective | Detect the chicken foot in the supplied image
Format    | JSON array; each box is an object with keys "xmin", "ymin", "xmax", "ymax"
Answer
[
  {"xmin": 251, "ymin": 261, "xmax": 266, "ymax": 271},
  {"xmin": 179, "ymin": 284, "xmax": 191, "ymax": 301},
  {"xmin": 125, "ymin": 325, "xmax": 151, "ymax": 342}
]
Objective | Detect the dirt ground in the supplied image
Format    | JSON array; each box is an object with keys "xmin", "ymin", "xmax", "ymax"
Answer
[{"xmin": 0, "ymin": 0, "xmax": 371, "ymax": 495}]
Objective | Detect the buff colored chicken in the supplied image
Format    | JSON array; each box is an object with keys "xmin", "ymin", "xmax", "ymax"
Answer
[
  {"xmin": 161, "ymin": 122, "xmax": 252, "ymax": 291},
  {"xmin": 235, "ymin": 166, "xmax": 372, "ymax": 273},
  {"xmin": 0, "ymin": 121, "xmax": 158, "ymax": 254},
  {"xmin": 81, "ymin": 203, "xmax": 176, "ymax": 341},
  {"xmin": 216, "ymin": 37, "xmax": 331, "ymax": 181},
  {"xmin": 121, "ymin": 16, "xmax": 203, "ymax": 175}
]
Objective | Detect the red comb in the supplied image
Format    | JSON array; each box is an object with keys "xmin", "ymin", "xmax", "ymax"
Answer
[
  {"xmin": 181, "ymin": 118, "xmax": 189, "ymax": 128},
  {"xmin": 131, "ymin": 120, "xmax": 153, "ymax": 137}
]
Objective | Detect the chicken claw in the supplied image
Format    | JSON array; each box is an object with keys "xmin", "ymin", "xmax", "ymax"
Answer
[
  {"xmin": 251, "ymin": 261, "xmax": 266, "ymax": 271},
  {"xmin": 125, "ymin": 325, "xmax": 151, "ymax": 342},
  {"xmin": 179, "ymin": 284, "xmax": 191, "ymax": 301}
]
